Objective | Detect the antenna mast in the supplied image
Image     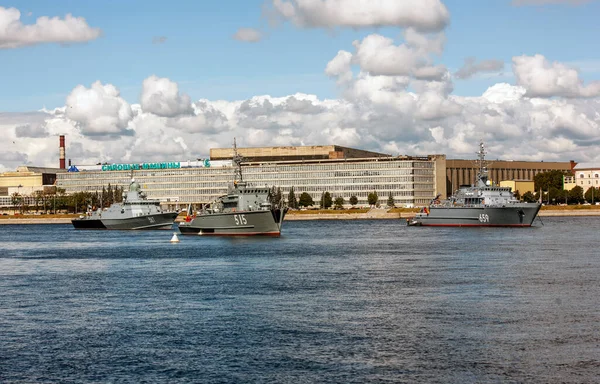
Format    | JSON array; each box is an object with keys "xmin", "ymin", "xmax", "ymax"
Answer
[
  {"xmin": 232, "ymin": 138, "xmax": 243, "ymax": 183},
  {"xmin": 476, "ymin": 141, "xmax": 490, "ymax": 187}
]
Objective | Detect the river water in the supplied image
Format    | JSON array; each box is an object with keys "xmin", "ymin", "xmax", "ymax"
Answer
[{"xmin": 1, "ymin": 218, "xmax": 599, "ymax": 383}]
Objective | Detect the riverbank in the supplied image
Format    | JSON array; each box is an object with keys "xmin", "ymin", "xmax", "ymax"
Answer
[
  {"xmin": 2, "ymin": 207, "xmax": 600, "ymax": 224},
  {"xmin": 285, "ymin": 208, "xmax": 600, "ymax": 220}
]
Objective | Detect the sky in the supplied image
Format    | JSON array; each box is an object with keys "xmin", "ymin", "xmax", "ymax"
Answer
[{"xmin": 1, "ymin": 0, "xmax": 600, "ymax": 172}]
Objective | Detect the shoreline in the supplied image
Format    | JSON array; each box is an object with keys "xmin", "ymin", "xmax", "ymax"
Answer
[{"xmin": 2, "ymin": 209, "xmax": 600, "ymax": 224}]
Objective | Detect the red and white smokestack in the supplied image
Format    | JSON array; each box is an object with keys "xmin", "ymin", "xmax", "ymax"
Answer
[{"xmin": 59, "ymin": 135, "xmax": 66, "ymax": 169}]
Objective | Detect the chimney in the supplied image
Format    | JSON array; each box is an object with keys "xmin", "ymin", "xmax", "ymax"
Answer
[{"xmin": 59, "ymin": 135, "xmax": 66, "ymax": 169}]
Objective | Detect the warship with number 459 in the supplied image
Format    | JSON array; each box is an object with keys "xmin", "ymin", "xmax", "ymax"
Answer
[
  {"xmin": 408, "ymin": 142, "xmax": 541, "ymax": 227},
  {"xmin": 179, "ymin": 140, "xmax": 287, "ymax": 236},
  {"xmin": 71, "ymin": 179, "xmax": 178, "ymax": 230}
]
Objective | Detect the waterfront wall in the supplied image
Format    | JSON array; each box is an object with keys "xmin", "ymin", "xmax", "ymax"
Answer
[{"xmin": 2, "ymin": 209, "xmax": 600, "ymax": 224}]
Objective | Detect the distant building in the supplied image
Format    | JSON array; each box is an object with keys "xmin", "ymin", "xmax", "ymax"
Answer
[
  {"xmin": 563, "ymin": 175, "xmax": 577, "ymax": 190},
  {"xmin": 445, "ymin": 159, "xmax": 576, "ymax": 196},
  {"xmin": 0, "ymin": 166, "xmax": 63, "ymax": 212},
  {"xmin": 572, "ymin": 163, "xmax": 600, "ymax": 192},
  {"xmin": 499, "ymin": 180, "xmax": 535, "ymax": 196}
]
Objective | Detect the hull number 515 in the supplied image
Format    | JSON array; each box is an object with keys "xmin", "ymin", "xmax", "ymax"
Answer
[{"xmin": 234, "ymin": 214, "xmax": 247, "ymax": 225}]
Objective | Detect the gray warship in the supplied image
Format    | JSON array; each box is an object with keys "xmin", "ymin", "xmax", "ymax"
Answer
[
  {"xmin": 179, "ymin": 140, "xmax": 287, "ymax": 236},
  {"xmin": 408, "ymin": 142, "xmax": 541, "ymax": 227},
  {"xmin": 72, "ymin": 179, "xmax": 178, "ymax": 230}
]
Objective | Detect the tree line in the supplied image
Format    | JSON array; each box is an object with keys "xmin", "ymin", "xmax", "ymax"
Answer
[
  {"xmin": 270, "ymin": 186, "xmax": 395, "ymax": 209},
  {"xmin": 9, "ymin": 184, "xmax": 124, "ymax": 214},
  {"xmin": 530, "ymin": 169, "xmax": 597, "ymax": 205}
]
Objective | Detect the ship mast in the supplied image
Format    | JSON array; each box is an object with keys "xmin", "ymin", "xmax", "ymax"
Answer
[
  {"xmin": 476, "ymin": 141, "xmax": 489, "ymax": 187},
  {"xmin": 232, "ymin": 138, "xmax": 244, "ymax": 183}
]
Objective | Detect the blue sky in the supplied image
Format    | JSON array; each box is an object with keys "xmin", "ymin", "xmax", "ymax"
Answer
[
  {"xmin": 2, "ymin": 0, "xmax": 600, "ymax": 171},
  {"xmin": 2, "ymin": 0, "xmax": 600, "ymax": 112}
]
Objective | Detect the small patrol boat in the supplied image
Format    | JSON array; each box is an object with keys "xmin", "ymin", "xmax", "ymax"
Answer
[
  {"xmin": 72, "ymin": 179, "xmax": 178, "ymax": 230},
  {"xmin": 408, "ymin": 141, "xmax": 541, "ymax": 227}
]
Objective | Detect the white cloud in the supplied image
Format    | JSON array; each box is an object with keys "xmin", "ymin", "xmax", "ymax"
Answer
[
  {"xmin": 270, "ymin": 0, "xmax": 450, "ymax": 32},
  {"xmin": 351, "ymin": 33, "xmax": 446, "ymax": 80},
  {"xmin": 0, "ymin": 6, "xmax": 101, "ymax": 49},
  {"xmin": 65, "ymin": 81, "xmax": 134, "ymax": 137},
  {"xmin": 481, "ymin": 83, "xmax": 527, "ymax": 103},
  {"xmin": 3, "ymin": 72, "xmax": 600, "ymax": 171},
  {"xmin": 455, "ymin": 57, "xmax": 505, "ymax": 80},
  {"xmin": 325, "ymin": 30, "xmax": 447, "ymax": 83},
  {"xmin": 140, "ymin": 75, "xmax": 193, "ymax": 117},
  {"xmin": 513, "ymin": 54, "xmax": 600, "ymax": 98},
  {"xmin": 233, "ymin": 28, "xmax": 262, "ymax": 42},
  {"xmin": 325, "ymin": 50, "xmax": 353, "ymax": 84},
  {"xmin": 15, "ymin": 123, "xmax": 48, "ymax": 138}
]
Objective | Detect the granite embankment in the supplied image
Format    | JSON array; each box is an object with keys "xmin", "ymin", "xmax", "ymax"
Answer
[
  {"xmin": 285, "ymin": 208, "xmax": 600, "ymax": 220},
  {"xmin": 1, "ymin": 208, "xmax": 600, "ymax": 224}
]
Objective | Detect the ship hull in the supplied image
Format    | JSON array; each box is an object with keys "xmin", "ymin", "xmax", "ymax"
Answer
[
  {"xmin": 71, "ymin": 218, "xmax": 106, "ymax": 229},
  {"xmin": 101, "ymin": 212, "xmax": 179, "ymax": 230},
  {"xmin": 409, "ymin": 204, "xmax": 541, "ymax": 227},
  {"xmin": 179, "ymin": 209, "xmax": 285, "ymax": 236}
]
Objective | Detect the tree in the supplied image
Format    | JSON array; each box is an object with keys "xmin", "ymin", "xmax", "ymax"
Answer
[
  {"xmin": 534, "ymin": 170, "xmax": 570, "ymax": 192},
  {"xmin": 367, "ymin": 191, "xmax": 378, "ymax": 207},
  {"xmin": 522, "ymin": 191, "xmax": 536, "ymax": 203},
  {"xmin": 287, "ymin": 187, "xmax": 298, "ymax": 209},
  {"xmin": 106, "ymin": 184, "xmax": 114, "ymax": 206},
  {"xmin": 33, "ymin": 190, "xmax": 44, "ymax": 213},
  {"xmin": 334, "ymin": 196, "xmax": 344, "ymax": 209},
  {"xmin": 349, "ymin": 195, "xmax": 358, "ymax": 207},
  {"xmin": 269, "ymin": 186, "xmax": 283, "ymax": 206},
  {"xmin": 10, "ymin": 192, "xmax": 22, "ymax": 213},
  {"xmin": 386, "ymin": 192, "xmax": 395, "ymax": 208},
  {"xmin": 321, "ymin": 191, "xmax": 332, "ymax": 209},
  {"xmin": 569, "ymin": 186, "xmax": 584, "ymax": 204},
  {"xmin": 114, "ymin": 185, "xmax": 124, "ymax": 203},
  {"xmin": 513, "ymin": 190, "xmax": 521, "ymax": 201},
  {"xmin": 101, "ymin": 186, "xmax": 107, "ymax": 208},
  {"xmin": 584, "ymin": 187, "xmax": 599, "ymax": 204},
  {"xmin": 298, "ymin": 192, "xmax": 314, "ymax": 208}
]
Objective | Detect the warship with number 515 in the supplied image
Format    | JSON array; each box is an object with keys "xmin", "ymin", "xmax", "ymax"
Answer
[
  {"xmin": 178, "ymin": 140, "xmax": 287, "ymax": 236},
  {"xmin": 408, "ymin": 142, "xmax": 541, "ymax": 227}
]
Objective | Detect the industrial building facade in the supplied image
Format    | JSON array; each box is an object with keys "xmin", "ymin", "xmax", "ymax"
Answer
[{"xmin": 56, "ymin": 146, "xmax": 446, "ymax": 209}]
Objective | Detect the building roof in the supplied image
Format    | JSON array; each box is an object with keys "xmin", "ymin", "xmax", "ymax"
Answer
[
  {"xmin": 14, "ymin": 166, "xmax": 66, "ymax": 174},
  {"xmin": 573, "ymin": 163, "xmax": 599, "ymax": 170},
  {"xmin": 210, "ymin": 145, "xmax": 390, "ymax": 162}
]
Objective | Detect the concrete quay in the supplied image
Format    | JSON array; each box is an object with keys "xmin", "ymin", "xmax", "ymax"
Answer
[{"xmin": 1, "ymin": 209, "xmax": 599, "ymax": 224}]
